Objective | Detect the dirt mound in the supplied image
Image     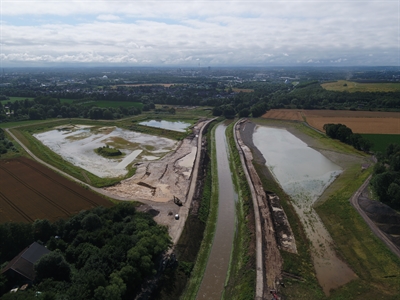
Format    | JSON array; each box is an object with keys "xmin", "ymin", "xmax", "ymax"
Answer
[
  {"xmin": 359, "ymin": 197, "xmax": 400, "ymax": 247},
  {"xmin": 359, "ymin": 198, "xmax": 400, "ymax": 224}
]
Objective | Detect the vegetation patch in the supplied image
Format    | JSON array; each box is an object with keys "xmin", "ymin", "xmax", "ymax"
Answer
[{"xmin": 95, "ymin": 145, "xmax": 123, "ymax": 158}]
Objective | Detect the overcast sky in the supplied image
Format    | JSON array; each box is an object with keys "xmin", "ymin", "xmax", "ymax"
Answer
[{"xmin": 1, "ymin": 0, "xmax": 398, "ymax": 67}]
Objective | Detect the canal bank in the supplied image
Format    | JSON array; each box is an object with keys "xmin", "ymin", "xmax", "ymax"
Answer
[{"xmin": 196, "ymin": 123, "xmax": 237, "ymax": 299}]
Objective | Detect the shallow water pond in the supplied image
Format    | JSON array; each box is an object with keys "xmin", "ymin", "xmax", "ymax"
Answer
[
  {"xmin": 34, "ymin": 125, "xmax": 177, "ymax": 178},
  {"xmin": 138, "ymin": 120, "xmax": 191, "ymax": 132},
  {"xmin": 253, "ymin": 126, "xmax": 357, "ymax": 295}
]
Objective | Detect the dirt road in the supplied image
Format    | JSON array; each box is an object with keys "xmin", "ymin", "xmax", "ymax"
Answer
[{"xmin": 350, "ymin": 175, "xmax": 400, "ymax": 258}]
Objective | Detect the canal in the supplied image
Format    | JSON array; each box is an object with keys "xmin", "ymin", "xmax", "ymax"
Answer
[{"xmin": 196, "ymin": 123, "xmax": 237, "ymax": 299}]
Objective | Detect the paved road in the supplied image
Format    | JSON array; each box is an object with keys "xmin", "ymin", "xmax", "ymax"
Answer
[{"xmin": 350, "ymin": 175, "xmax": 400, "ymax": 258}]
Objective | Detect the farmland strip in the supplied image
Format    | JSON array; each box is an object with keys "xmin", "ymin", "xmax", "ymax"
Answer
[
  {"xmin": 0, "ymin": 190, "xmax": 34, "ymax": 222},
  {"xmin": 0, "ymin": 165, "xmax": 71, "ymax": 217},
  {"xmin": 16, "ymin": 158, "xmax": 100, "ymax": 208}
]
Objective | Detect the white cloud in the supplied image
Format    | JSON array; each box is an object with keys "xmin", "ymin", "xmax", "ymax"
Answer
[
  {"xmin": 1, "ymin": 1, "xmax": 398, "ymax": 66},
  {"xmin": 97, "ymin": 14, "xmax": 121, "ymax": 21}
]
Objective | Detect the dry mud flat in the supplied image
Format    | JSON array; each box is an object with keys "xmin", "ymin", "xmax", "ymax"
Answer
[{"xmin": 103, "ymin": 119, "xmax": 209, "ymax": 236}]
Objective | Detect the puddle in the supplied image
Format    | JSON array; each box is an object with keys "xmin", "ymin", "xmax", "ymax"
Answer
[
  {"xmin": 139, "ymin": 120, "xmax": 191, "ymax": 132},
  {"xmin": 253, "ymin": 126, "xmax": 357, "ymax": 295},
  {"xmin": 34, "ymin": 125, "xmax": 177, "ymax": 178}
]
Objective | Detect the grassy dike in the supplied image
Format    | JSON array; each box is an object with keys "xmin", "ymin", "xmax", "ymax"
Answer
[
  {"xmin": 180, "ymin": 120, "xmax": 220, "ymax": 300},
  {"xmin": 315, "ymin": 166, "xmax": 400, "ymax": 299},
  {"xmin": 222, "ymin": 121, "xmax": 255, "ymax": 300}
]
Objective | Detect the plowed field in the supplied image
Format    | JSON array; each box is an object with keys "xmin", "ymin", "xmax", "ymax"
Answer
[
  {"xmin": 0, "ymin": 157, "xmax": 112, "ymax": 223},
  {"xmin": 262, "ymin": 109, "xmax": 303, "ymax": 121},
  {"xmin": 261, "ymin": 109, "xmax": 400, "ymax": 134}
]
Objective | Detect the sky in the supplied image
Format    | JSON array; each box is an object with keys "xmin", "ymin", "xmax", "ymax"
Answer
[{"xmin": 1, "ymin": 0, "xmax": 399, "ymax": 67}]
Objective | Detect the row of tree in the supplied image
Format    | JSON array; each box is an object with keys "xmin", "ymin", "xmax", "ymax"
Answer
[
  {"xmin": 0, "ymin": 203, "xmax": 172, "ymax": 299},
  {"xmin": 323, "ymin": 123, "xmax": 373, "ymax": 152},
  {"xmin": 370, "ymin": 144, "xmax": 400, "ymax": 209}
]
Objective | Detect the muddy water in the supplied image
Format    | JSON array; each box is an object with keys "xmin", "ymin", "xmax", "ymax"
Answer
[
  {"xmin": 197, "ymin": 124, "xmax": 236, "ymax": 300},
  {"xmin": 253, "ymin": 126, "xmax": 357, "ymax": 295}
]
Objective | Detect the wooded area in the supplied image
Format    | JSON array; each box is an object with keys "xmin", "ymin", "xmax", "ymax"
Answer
[{"xmin": 0, "ymin": 203, "xmax": 172, "ymax": 299}]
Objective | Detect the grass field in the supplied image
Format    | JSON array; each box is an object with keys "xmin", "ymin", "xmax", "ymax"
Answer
[
  {"xmin": 321, "ymin": 80, "xmax": 400, "ymax": 92},
  {"xmin": 361, "ymin": 134, "xmax": 400, "ymax": 152}
]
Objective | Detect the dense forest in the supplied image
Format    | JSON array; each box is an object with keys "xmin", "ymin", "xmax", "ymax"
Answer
[
  {"xmin": 0, "ymin": 203, "xmax": 172, "ymax": 300},
  {"xmin": 371, "ymin": 144, "xmax": 400, "ymax": 209}
]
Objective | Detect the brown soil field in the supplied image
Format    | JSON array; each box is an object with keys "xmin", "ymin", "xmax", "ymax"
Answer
[
  {"xmin": 262, "ymin": 109, "xmax": 400, "ymax": 134},
  {"xmin": 262, "ymin": 109, "xmax": 303, "ymax": 121},
  {"xmin": 0, "ymin": 157, "xmax": 112, "ymax": 223}
]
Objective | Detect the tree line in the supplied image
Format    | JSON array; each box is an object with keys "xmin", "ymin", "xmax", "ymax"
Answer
[
  {"xmin": 323, "ymin": 123, "xmax": 373, "ymax": 152},
  {"xmin": 0, "ymin": 96, "xmax": 142, "ymax": 122}
]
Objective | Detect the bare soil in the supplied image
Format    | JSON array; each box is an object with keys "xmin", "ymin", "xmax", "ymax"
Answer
[
  {"xmin": 261, "ymin": 109, "xmax": 400, "ymax": 134},
  {"xmin": 102, "ymin": 119, "xmax": 210, "ymax": 242},
  {"xmin": 0, "ymin": 157, "xmax": 112, "ymax": 223}
]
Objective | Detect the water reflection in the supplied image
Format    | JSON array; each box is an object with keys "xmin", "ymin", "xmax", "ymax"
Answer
[{"xmin": 138, "ymin": 120, "xmax": 190, "ymax": 132}]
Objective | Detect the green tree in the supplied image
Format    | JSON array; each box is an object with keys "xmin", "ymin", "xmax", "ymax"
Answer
[
  {"xmin": 33, "ymin": 219, "xmax": 53, "ymax": 243},
  {"xmin": 35, "ymin": 251, "xmax": 71, "ymax": 282}
]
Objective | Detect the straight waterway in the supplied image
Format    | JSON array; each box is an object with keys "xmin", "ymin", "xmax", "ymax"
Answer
[{"xmin": 196, "ymin": 123, "xmax": 237, "ymax": 300}]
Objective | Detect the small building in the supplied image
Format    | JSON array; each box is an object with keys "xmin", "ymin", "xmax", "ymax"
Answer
[{"xmin": 1, "ymin": 242, "xmax": 50, "ymax": 283}]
